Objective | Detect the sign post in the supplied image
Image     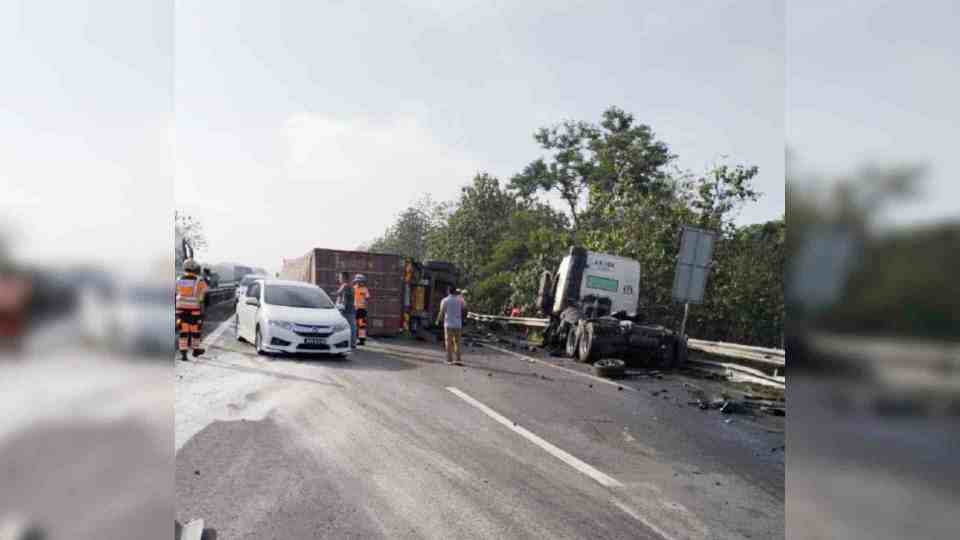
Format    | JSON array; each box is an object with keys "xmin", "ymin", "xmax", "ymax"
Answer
[{"xmin": 672, "ymin": 226, "xmax": 717, "ymax": 338}]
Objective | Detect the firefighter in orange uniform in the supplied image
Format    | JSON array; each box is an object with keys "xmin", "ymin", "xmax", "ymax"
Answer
[
  {"xmin": 176, "ymin": 259, "xmax": 208, "ymax": 361},
  {"xmin": 353, "ymin": 274, "xmax": 371, "ymax": 346}
]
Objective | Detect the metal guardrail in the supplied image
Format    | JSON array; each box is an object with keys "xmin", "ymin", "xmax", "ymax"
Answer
[
  {"xmin": 467, "ymin": 311, "xmax": 786, "ymax": 368},
  {"xmin": 468, "ymin": 312, "xmax": 548, "ymax": 328},
  {"xmin": 206, "ymin": 286, "xmax": 235, "ymax": 306}
]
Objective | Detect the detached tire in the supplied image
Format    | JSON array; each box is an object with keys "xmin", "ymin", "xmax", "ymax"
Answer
[
  {"xmin": 578, "ymin": 322, "xmax": 599, "ymax": 363},
  {"xmin": 593, "ymin": 358, "xmax": 626, "ymax": 379}
]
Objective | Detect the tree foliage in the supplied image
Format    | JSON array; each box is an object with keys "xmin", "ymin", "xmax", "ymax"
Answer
[
  {"xmin": 175, "ymin": 210, "xmax": 208, "ymax": 255},
  {"xmin": 364, "ymin": 195, "xmax": 445, "ymax": 261},
  {"xmin": 365, "ymin": 107, "xmax": 785, "ymax": 346}
]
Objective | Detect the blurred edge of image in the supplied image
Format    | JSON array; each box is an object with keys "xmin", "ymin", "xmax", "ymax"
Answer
[
  {"xmin": 0, "ymin": 0, "xmax": 174, "ymax": 538},
  {"xmin": 786, "ymin": 2, "xmax": 959, "ymax": 536}
]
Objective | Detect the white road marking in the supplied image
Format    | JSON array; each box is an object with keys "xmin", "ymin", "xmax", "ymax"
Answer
[
  {"xmin": 201, "ymin": 316, "xmax": 234, "ymax": 349},
  {"xmin": 611, "ymin": 497, "xmax": 678, "ymax": 540},
  {"xmin": 446, "ymin": 387, "xmax": 623, "ymax": 488},
  {"xmin": 482, "ymin": 343, "xmax": 636, "ymax": 393}
]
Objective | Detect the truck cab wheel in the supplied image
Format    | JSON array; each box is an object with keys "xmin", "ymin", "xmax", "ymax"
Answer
[
  {"xmin": 578, "ymin": 322, "xmax": 598, "ymax": 363},
  {"xmin": 565, "ymin": 322, "xmax": 580, "ymax": 358},
  {"xmin": 674, "ymin": 339, "xmax": 689, "ymax": 368}
]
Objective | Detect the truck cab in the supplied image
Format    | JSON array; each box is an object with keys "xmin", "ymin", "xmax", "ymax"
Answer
[
  {"xmin": 540, "ymin": 247, "xmax": 686, "ymax": 368},
  {"xmin": 550, "ymin": 248, "xmax": 641, "ymax": 318}
]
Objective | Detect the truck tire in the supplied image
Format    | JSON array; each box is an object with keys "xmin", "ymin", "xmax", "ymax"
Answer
[
  {"xmin": 565, "ymin": 321, "xmax": 580, "ymax": 358},
  {"xmin": 578, "ymin": 322, "xmax": 599, "ymax": 363},
  {"xmin": 674, "ymin": 339, "xmax": 689, "ymax": 368},
  {"xmin": 593, "ymin": 358, "xmax": 626, "ymax": 379}
]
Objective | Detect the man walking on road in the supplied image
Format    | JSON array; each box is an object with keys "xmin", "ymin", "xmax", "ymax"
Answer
[
  {"xmin": 336, "ymin": 271, "xmax": 357, "ymax": 349},
  {"xmin": 436, "ymin": 286, "xmax": 466, "ymax": 365}
]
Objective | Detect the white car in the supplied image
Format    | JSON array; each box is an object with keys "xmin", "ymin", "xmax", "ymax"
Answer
[{"xmin": 236, "ymin": 279, "xmax": 352, "ymax": 357}]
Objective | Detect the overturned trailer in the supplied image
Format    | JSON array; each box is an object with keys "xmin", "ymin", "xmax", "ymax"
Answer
[{"xmin": 280, "ymin": 248, "xmax": 460, "ymax": 338}]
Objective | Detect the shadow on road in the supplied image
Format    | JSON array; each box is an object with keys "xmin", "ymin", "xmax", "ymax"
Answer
[
  {"xmin": 282, "ymin": 351, "xmax": 420, "ymax": 372},
  {"xmin": 196, "ymin": 358, "xmax": 346, "ymax": 388}
]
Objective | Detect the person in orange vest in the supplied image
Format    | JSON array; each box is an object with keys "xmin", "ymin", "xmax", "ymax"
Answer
[
  {"xmin": 176, "ymin": 259, "xmax": 208, "ymax": 361},
  {"xmin": 353, "ymin": 274, "xmax": 371, "ymax": 346}
]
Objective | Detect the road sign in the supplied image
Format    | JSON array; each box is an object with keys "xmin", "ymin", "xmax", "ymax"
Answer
[
  {"xmin": 789, "ymin": 228, "xmax": 858, "ymax": 311},
  {"xmin": 672, "ymin": 226, "xmax": 716, "ymax": 305}
]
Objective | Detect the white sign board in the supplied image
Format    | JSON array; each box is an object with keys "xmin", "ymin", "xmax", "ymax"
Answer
[{"xmin": 672, "ymin": 226, "xmax": 716, "ymax": 304}]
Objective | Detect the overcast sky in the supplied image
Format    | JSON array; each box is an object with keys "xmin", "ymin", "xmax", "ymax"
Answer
[
  {"xmin": 787, "ymin": 0, "xmax": 960, "ymax": 227},
  {"xmin": 173, "ymin": 0, "xmax": 785, "ymax": 274},
  {"xmin": 7, "ymin": 1, "xmax": 955, "ymax": 276}
]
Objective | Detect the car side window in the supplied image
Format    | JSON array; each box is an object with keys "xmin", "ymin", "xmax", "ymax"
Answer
[{"xmin": 248, "ymin": 282, "xmax": 260, "ymax": 300}]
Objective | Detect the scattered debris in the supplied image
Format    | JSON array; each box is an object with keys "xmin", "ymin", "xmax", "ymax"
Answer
[
  {"xmin": 720, "ymin": 400, "xmax": 745, "ymax": 414},
  {"xmin": 761, "ymin": 406, "xmax": 785, "ymax": 417},
  {"xmin": 194, "ymin": 470, "xmax": 200, "ymax": 476}
]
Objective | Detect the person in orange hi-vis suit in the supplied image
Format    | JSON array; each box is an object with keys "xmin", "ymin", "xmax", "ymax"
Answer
[
  {"xmin": 353, "ymin": 274, "xmax": 371, "ymax": 346},
  {"xmin": 175, "ymin": 259, "xmax": 208, "ymax": 361}
]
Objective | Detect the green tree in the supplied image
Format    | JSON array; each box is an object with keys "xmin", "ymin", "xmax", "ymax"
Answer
[
  {"xmin": 364, "ymin": 195, "xmax": 444, "ymax": 260},
  {"xmin": 175, "ymin": 210, "xmax": 208, "ymax": 255},
  {"xmin": 510, "ymin": 106, "xmax": 674, "ymax": 238},
  {"xmin": 470, "ymin": 204, "xmax": 568, "ymax": 314},
  {"xmin": 428, "ymin": 173, "xmax": 518, "ymax": 283}
]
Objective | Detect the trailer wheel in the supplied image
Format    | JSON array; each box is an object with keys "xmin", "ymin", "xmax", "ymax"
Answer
[
  {"xmin": 578, "ymin": 322, "xmax": 598, "ymax": 363},
  {"xmin": 593, "ymin": 358, "xmax": 626, "ymax": 379},
  {"xmin": 565, "ymin": 322, "xmax": 580, "ymax": 358}
]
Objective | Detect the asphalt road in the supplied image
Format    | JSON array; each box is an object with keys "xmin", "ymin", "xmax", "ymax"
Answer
[{"xmin": 176, "ymin": 304, "xmax": 784, "ymax": 539}]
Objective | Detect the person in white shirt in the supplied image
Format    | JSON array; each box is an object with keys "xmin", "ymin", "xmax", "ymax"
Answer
[{"xmin": 436, "ymin": 286, "xmax": 466, "ymax": 365}]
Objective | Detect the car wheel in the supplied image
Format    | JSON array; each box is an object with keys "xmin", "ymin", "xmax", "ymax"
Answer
[
  {"xmin": 578, "ymin": 322, "xmax": 598, "ymax": 363},
  {"xmin": 236, "ymin": 315, "xmax": 244, "ymax": 342}
]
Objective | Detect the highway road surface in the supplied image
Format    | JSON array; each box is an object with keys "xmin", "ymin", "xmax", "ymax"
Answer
[{"xmin": 176, "ymin": 304, "xmax": 784, "ymax": 539}]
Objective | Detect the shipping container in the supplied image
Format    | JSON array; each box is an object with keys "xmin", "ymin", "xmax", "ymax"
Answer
[{"xmin": 281, "ymin": 249, "xmax": 407, "ymax": 336}]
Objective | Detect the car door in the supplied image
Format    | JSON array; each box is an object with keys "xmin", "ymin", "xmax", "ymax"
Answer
[{"xmin": 241, "ymin": 281, "xmax": 261, "ymax": 341}]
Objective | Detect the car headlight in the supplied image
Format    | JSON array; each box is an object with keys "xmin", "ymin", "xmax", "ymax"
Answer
[
  {"xmin": 268, "ymin": 320, "xmax": 295, "ymax": 331},
  {"xmin": 332, "ymin": 321, "xmax": 349, "ymax": 332}
]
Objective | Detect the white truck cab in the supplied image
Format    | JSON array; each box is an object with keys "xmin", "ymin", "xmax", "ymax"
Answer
[
  {"xmin": 541, "ymin": 247, "xmax": 686, "ymax": 368},
  {"xmin": 553, "ymin": 249, "xmax": 641, "ymax": 318}
]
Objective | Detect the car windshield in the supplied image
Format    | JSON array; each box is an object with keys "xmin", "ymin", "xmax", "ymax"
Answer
[{"xmin": 264, "ymin": 285, "xmax": 334, "ymax": 309}]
